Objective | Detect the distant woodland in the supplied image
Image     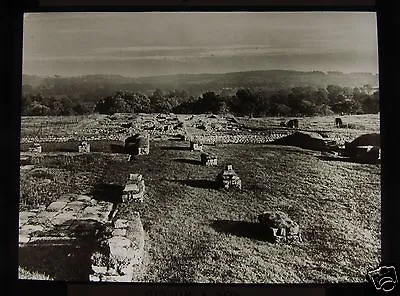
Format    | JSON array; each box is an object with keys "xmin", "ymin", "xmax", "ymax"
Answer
[{"xmin": 21, "ymin": 70, "xmax": 379, "ymax": 116}]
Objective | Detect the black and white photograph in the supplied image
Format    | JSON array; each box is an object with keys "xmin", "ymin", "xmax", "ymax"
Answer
[{"xmin": 18, "ymin": 12, "xmax": 380, "ymax": 283}]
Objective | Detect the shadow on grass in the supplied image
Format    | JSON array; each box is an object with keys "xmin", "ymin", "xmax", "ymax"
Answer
[
  {"xmin": 161, "ymin": 146, "xmax": 191, "ymax": 151},
  {"xmin": 168, "ymin": 137, "xmax": 185, "ymax": 142},
  {"xmin": 174, "ymin": 158, "xmax": 202, "ymax": 165},
  {"xmin": 317, "ymin": 155, "xmax": 380, "ymax": 165},
  {"xmin": 91, "ymin": 183, "xmax": 123, "ymax": 203},
  {"xmin": 59, "ymin": 147, "xmax": 77, "ymax": 152},
  {"xmin": 110, "ymin": 144, "xmax": 126, "ymax": 154},
  {"xmin": 211, "ymin": 219, "xmax": 275, "ymax": 243},
  {"xmin": 174, "ymin": 179, "xmax": 218, "ymax": 190}
]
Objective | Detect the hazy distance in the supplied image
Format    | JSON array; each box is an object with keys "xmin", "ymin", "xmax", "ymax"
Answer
[{"xmin": 23, "ymin": 12, "xmax": 379, "ymax": 78}]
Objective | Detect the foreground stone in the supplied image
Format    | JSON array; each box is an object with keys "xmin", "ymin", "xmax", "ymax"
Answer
[
  {"xmin": 19, "ymin": 194, "xmax": 116, "ymax": 246},
  {"xmin": 18, "ymin": 194, "xmax": 146, "ymax": 281},
  {"xmin": 89, "ymin": 212, "xmax": 145, "ymax": 282}
]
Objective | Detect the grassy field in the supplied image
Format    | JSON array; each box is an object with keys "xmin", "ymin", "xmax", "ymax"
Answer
[{"xmin": 20, "ymin": 135, "xmax": 381, "ymax": 283}]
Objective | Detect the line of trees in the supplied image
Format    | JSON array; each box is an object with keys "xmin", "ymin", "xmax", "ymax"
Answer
[{"xmin": 21, "ymin": 85, "xmax": 379, "ymax": 117}]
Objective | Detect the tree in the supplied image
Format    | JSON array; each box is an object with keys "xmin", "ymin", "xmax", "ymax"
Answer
[
  {"xmin": 29, "ymin": 101, "xmax": 51, "ymax": 116},
  {"xmin": 21, "ymin": 95, "xmax": 33, "ymax": 115},
  {"xmin": 95, "ymin": 95, "xmax": 132, "ymax": 115}
]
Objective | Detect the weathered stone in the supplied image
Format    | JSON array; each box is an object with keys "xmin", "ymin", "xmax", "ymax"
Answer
[
  {"xmin": 108, "ymin": 236, "xmax": 132, "ymax": 256},
  {"xmin": 20, "ymin": 224, "xmax": 44, "ymax": 234},
  {"xmin": 114, "ymin": 219, "xmax": 130, "ymax": 229},
  {"xmin": 80, "ymin": 205, "xmax": 111, "ymax": 223},
  {"xmin": 112, "ymin": 228, "xmax": 127, "ymax": 237},
  {"xmin": 76, "ymin": 195, "xmax": 92, "ymax": 202},
  {"xmin": 216, "ymin": 165, "xmax": 241, "ymax": 189},
  {"xmin": 19, "ymin": 211, "xmax": 36, "ymax": 226},
  {"xmin": 258, "ymin": 210, "xmax": 302, "ymax": 242},
  {"xmin": 35, "ymin": 210, "xmax": 58, "ymax": 223},
  {"xmin": 92, "ymin": 265, "xmax": 108, "ymax": 274},
  {"xmin": 67, "ymin": 200, "xmax": 86, "ymax": 207},
  {"xmin": 57, "ymin": 194, "xmax": 80, "ymax": 203},
  {"xmin": 63, "ymin": 201, "xmax": 86, "ymax": 213},
  {"xmin": 19, "ymin": 234, "xmax": 30, "ymax": 244},
  {"xmin": 51, "ymin": 212, "xmax": 79, "ymax": 225},
  {"xmin": 89, "ymin": 274, "xmax": 101, "ymax": 282},
  {"xmin": 100, "ymin": 274, "xmax": 132, "ymax": 282},
  {"xmin": 46, "ymin": 201, "xmax": 68, "ymax": 212}
]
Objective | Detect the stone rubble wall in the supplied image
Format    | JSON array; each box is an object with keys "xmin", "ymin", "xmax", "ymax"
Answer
[
  {"xmin": 20, "ymin": 130, "xmax": 294, "ymax": 145},
  {"xmin": 191, "ymin": 131, "xmax": 294, "ymax": 145},
  {"xmin": 20, "ymin": 152, "xmax": 131, "ymax": 165},
  {"xmin": 90, "ymin": 212, "xmax": 145, "ymax": 282}
]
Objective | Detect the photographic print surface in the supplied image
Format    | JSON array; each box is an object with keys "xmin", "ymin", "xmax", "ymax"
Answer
[{"xmin": 19, "ymin": 12, "xmax": 380, "ymax": 283}]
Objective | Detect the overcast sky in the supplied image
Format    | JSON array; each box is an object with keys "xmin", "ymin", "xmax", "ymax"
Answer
[{"xmin": 23, "ymin": 12, "xmax": 378, "ymax": 77}]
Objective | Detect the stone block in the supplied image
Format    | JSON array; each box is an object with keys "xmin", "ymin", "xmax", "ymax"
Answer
[
  {"xmin": 46, "ymin": 201, "xmax": 68, "ymax": 212},
  {"xmin": 57, "ymin": 194, "xmax": 79, "ymax": 203},
  {"xmin": 76, "ymin": 195, "xmax": 92, "ymax": 202},
  {"xmin": 112, "ymin": 229, "xmax": 127, "ymax": 236},
  {"xmin": 19, "ymin": 211, "xmax": 36, "ymax": 226},
  {"xmin": 114, "ymin": 219, "xmax": 130, "ymax": 229},
  {"xmin": 20, "ymin": 224, "xmax": 44, "ymax": 236},
  {"xmin": 89, "ymin": 274, "xmax": 101, "ymax": 282},
  {"xmin": 92, "ymin": 265, "xmax": 108, "ymax": 274},
  {"xmin": 35, "ymin": 210, "xmax": 58, "ymax": 224},
  {"xmin": 19, "ymin": 234, "xmax": 30, "ymax": 244},
  {"xmin": 80, "ymin": 205, "xmax": 111, "ymax": 223},
  {"xmin": 63, "ymin": 202, "xmax": 86, "ymax": 213},
  {"xmin": 100, "ymin": 274, "xmax": 132, "ymax": 282},
  {"xmin": 51, "ymin": 212, "xmax": 78, "ymax": 225}
]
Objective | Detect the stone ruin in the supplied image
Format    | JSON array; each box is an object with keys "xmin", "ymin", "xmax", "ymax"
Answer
[
  {"xmin": 122, "ymin": 174, "xmax": 145, "ymax": 203},
  {"xmin": 190, "ymin": 141, "xmax": 203, "ymax": 152},
  {"xmin": 257, "ymin": 211, "xmax": 302, "ymax": 243},
  {"xmin": 216, "ymin": 165, "xmax": 241, "ymax": 190},
  {"xmin": 125, "ymin": 134, "xmax": 150, "ymax": 156},
  {"xmin": 90, "ymin": 212, "xmax": 144, "ymax": 282},
  {"xmin": 18, "ymin": 194, "xmax": 145, "ymax": 282},
  {"xmin": 78, "ymin": 141, "xmax": 90, "ymax": 153},
  {"xmin": 28, "ymin": 143, "xmax": 42, "ymax": 153},
  {"xmin": 200, "ymin": 153, "xmax": 218, "ymax": 166},
  {"xmin": 344, "ymin": 133, "xmax": 381, "ymax": 163}
]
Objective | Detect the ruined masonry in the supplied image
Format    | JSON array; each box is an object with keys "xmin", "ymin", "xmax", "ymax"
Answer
[
  {"xmin": 190, "ymin": 141, "xmax": 203, "ymax": 151},
  {"xmin": 122, "ymin": 174, "xmax": 145, "ymax": 203},
  {"xmin": 201, "ymin": 153, "xmax": 218, "ymax": 166},
  {"xmin": 19, "ymin": 194, "xmax": 145, "ymax": 282},
  {"xmin": 90, "ymin": 213, "xmax": 145, "ymax": 282},
  {"xmin": 28, "ymin": 143, "xmax": 42, "ymax": 153},
  {"xmin": 19, "ymin": 194, "xmax": 115, "ymax": 245},
  {"xmin": 216, "ymin": 165, "xmax": 242, "ymax": 189},
  {"xmin": 125, "ymin": 134, "xmax": 150, "ymax": 156},
  {"xmin": 78, "ymin": 141, "xmax": 90, "ymax": 153},
  {"xmin": 258, "ymin": 211, "xmax": 302, "ymax": 243}
]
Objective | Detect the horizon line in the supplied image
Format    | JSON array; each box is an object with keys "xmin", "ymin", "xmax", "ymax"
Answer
[{"xmin": 22, "ymin": 69, "xmax": 379, "ymax": 80}]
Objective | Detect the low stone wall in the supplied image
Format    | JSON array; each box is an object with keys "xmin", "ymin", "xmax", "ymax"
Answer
[
  {"xmin": 191, "ymin": 131, "xmax": 294, "ymax": 145},
  {"xmin": 21, "ymin": 134, "xmax": 128, "ymax": 144},
  {"xmin": 20, "ymin": 152, "xmax": 131, "ymax": 165},
  {"xmin": 90, "ymin": 212, "xmax": 145, "ymax": 282}
]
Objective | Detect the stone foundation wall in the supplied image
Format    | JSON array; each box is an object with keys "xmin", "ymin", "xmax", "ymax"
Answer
[
  {"xmin": 192, "ymin": 132, "xmax": 293, "ymax": 145},
  {"xmin": 21, "ymin": 152, "xmax": 131, "ymax": 165},
  {"xmin": 20, "ymin": 131, "xmax": 293, "ymax": 145},
  {"xmin": 90, "ymin": 213, "xmax": 145, "ymax": 282}
]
